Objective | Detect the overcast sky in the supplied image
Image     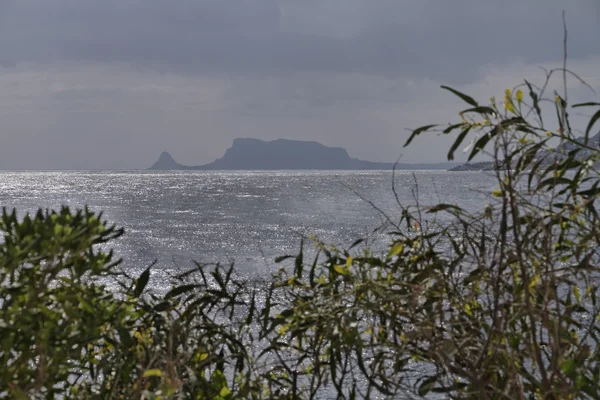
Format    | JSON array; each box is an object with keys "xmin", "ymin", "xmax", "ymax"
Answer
[{"xmin": 0, "ymin": 0, "xmax": 599, "ymax": 169}]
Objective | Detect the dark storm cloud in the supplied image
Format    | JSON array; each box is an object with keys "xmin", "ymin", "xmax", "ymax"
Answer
[
  {"xmin": 0, "ymin": 1, "xmax": 598, "ymax": 170},
  {"xmin": 0, "ymin": 1, "xmax": 598, "ymax": 83}
]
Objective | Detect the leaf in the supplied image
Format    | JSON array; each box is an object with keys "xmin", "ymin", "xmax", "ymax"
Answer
[
  {"xmin": 348, "ymin": 238, "xmax": 364, "ymax": 249},
  {"xmin": 574, "ymin": 286, "xmax": 581, "ymax": 303},
  {"xmin": 464, "ymin": 268, "xmax": 482, "ymax": 284},
  {"xmin": 583, "ymin": 109, "xmax": 600, "ymax": 143},
  {"xmin": 418, "ymin": 375, "xmax": 438, "ymax": 396},
  {"xmin": 441, "ymin": 85, "xmax": 478, "ymax": 107},
  {"xmin": 578, "ymin": 185, "xmax": 600, "ymax": 197},
  {"xmin": 333, "ymin": 265, "xmax": 349, "ymax": 275},
  {"xmin": 505, "ymin": 101, "xmax": 516, "ymax": 114},
  {"xmin": 154, "ymin": 301, "xmax": 171, "ymax": 312},
  {"xmin": 345, "ymin": 256, "xmax": 353, "ymax": 267},
  {"xmin": 426, "ymin": 204, "xmax": 463, "ymax": 213},
  {"xmin": 443, "ymin": 123, "xmax": 464, "ymax": 134},
  {"xmin": 387, "ymin": 242, "xmax": 404, "ymax": 258},
  {"xmin": 447, "ymin": 127, "xmax": 471, "ymax": 161},
  {"xmin": 464, "ymin": 303, "xmax": 473, "ymax": 317},
  {"xmin": 525, "ymin": 80, "xmax": 543, "ymax": 125},
  {"xmin": 537, "ymin": 177, "xmax": 573, "ymax": 190},
  {"xmin": 404, "ymin": 124, "xmax": 438, "ymax": 147},
  {"xmin": 219, "ymin": 387, "xmax": 232, "ymax": 397},
  {"xmin": 528, "ymin": 274, "xmax": 540, "ymax": 290},
  {"xmin": 515, "ymin": 142, "xmax": 544, "ymax": 173},
  {"xmin": 572, "ymin": 102, "xmax": 600, "ymax": 108},
  {"xmin": 468, "ymin": 126, "xmax": 498, "ymax": 161},
  {"xmin": 459, "ymin": 106, "xmax": 495, "ymax": 115},
  {"xmin": 165, "ymin": 284, "xmax": 200, "ymax": 299},
  {"xmin": 245, "ymin": 289, "xmax": 256, "ymax": 325},
  {"xmin": 212, "ymin": 269, "xmax": 225, "ymax": 288},
  {"xmin": 134, "ymin": 263, "xmax": 153, "ymax": 298},
  {"xmin": 295, "ymin": 238, "xmax": 303, "ymax": 279},
  {"xmin": 561, "ymin": 359, "xmax": 577, "ymax": 377},
  {"xmin": 309, "ymin": 249, "xmax": 321, "ymax": 286},
  {"xmin": 274, "ymin": 255, "xmax": 294, "ymax": 263},
  {"xmin": 175, "ymin": 267, "xmax": 200, "ymax": 280},
  {"xmin": 8, "ymin": 387, "xmax": 29, "ymax": 400},
  {"xmin": 143, "ymin": 369, "xmax": 163, "ymax": 377}
]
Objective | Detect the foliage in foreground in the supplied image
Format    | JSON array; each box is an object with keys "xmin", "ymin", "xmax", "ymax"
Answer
[{"xmin": 2, "ymin": 72, "xmax": 600, "ymax": 399}]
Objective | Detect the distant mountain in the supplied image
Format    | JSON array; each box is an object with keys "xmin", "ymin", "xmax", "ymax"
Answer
[
  {"xmin": 543, "ymin": 131, "xmax": 600, "ymax": 163},
  {"xmin": 449, "ymin": 131, "xmax": 600, "ymax": 171},
  {"xmin": 148, "ymin": 138, "xmax": 459, "ymax": 171},
  {"xmin": 448, "ymin": 161, "xmax": 497, "ymax": 171},
  {"xmin": 150, "ymin": 151, "xmax": 185, "ymax": 170}
]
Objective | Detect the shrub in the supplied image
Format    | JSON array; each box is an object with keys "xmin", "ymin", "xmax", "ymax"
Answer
[{"xmin": 0, "ymin": 208, "xmax": 264, "ymax": 399}]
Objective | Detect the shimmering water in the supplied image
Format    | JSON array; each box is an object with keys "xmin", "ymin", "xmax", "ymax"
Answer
[{"xmin": 0, "ymin": 170, "xmax": 496, "ymax": 288}]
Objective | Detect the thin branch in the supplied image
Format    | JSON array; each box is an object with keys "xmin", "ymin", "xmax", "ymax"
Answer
[
  {"xmin": 562, "ymin": 10, "xmax": 568, "ymax": 107},
  {"xmin": 391, "ymin": 156, "xmax": 407, "ymax": 212},
  {"xmin": 337, "ymin": 178, "xmax": 400, "ymax": 232}
]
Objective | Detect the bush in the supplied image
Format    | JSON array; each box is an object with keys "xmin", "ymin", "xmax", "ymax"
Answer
[
  {"xmin": 0, "ymin": 208, "xmax": 264, "ymax": 399},
  {"xmin": 2, "ymin": 72, "xmax": 600, "ymax": 399}
]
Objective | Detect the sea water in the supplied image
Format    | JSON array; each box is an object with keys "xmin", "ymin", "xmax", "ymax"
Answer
[{"xmin": 0, "ymin": 170, "xmax": 497, "ymax": 288}]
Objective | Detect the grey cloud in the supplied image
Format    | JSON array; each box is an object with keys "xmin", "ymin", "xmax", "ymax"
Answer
[
  {"xmin": 0, "ymin": 58, "xmax": 598, "ymax": 170},
  {"xmin": 0, "ymin": 1, "xmax": 599, "ymax": 170},
  {"xmin": 0, "ymin": 1, "xmax": 598, "ymax": 83},
  {"xmin": 224, "ymin": 73, "xmax": 411, "ymax": 120}
]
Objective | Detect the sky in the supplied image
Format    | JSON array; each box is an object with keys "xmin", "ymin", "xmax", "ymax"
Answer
[{"xmin": 0, "ymin": 0, "xmax": 599, "ymax": 169}]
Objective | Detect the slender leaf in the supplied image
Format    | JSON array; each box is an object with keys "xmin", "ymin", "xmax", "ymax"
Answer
[
  {"xmin": 427, "ymin": 204, "xmax": 463, "ymax": 213},
  {"xmin": 418, "ymin": 375, "xmax": 439, "ymax": 396},
  {"xmin": 584, "ymin": 109, "xmax": 600, "ymax": 143},
  {"xmin": 468, "ymin": 126, "xmax": 499, "ymax": 161},
  {"xmin": 447, "ymin": 127, "xmax": 471, "ymax": 161},
  {"xmin": 165, "ymin": 284, "xmax": 201, "ymax": 299},
  {"xmin": 525, "ymin": 80, "xmax": 543, "ymax": 125},
  {"xmin": 349, "ymin": 238, "xmax": 364, "ymax": 249},
  {"xmin": 274, "ymin": 255, "xmax": 294, "ymax": 263},
  {"xmin": 443, "ymin": 123, "xmax": 464, "ymax": 134},
  {"xmin": 404, "ymin": 124, "xmax": 438, "ymax": 147},
  {"xmin": 572, "ymin": 102, "xmax": 600, "ymax": 108},
  {"xmin": 134, "ymin": 263, "xmax": 153, "ymax": 298},
  {"xmin": 459, "ymin": 106, "xmax": 495, "ymax": 115},
  {"xmin": 441, "ymin": 85, "xmax": 478, "ymax": 107},
  {"xmin": 295, "ymin": 238, "xmax": 303, "ymax": 279}
]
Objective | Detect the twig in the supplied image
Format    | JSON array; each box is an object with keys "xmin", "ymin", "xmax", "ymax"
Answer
[
  {"xmin": 562, "ymin": 11, "xmax": 568, "ymax": 108},
  {"xmin": 391, "ymin": 156, "xmax": 406, "ymax": 212},
  {"xmin": 337, "ymin": 178, "xmax": 399, "ymax": 232}
]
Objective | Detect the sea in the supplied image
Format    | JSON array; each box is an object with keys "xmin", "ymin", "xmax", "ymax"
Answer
[{"xmin": 0, "ymin": 170, "xmax": 497, "ymax": 289}]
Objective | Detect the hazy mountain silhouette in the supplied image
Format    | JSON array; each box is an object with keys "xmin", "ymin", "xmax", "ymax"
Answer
[
  {"xmin": 150, "ymin": 151, "xmax": 183, "ymax": 170},
  {"xmin": 149, "ymin": 138, "xmax": 458, "ymax": 170},
  {"xmin": 449, "ymin": 131, "xmax": 600, "ymax": 171},
  {"xmin": 548, "ymin": 131, "xmax": 600, "ymax": 161}
]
